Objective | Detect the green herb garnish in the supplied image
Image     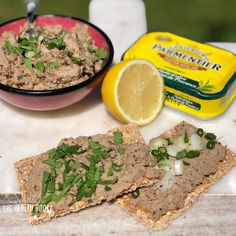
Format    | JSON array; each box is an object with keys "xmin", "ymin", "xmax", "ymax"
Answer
[
  {"xmin": 71, "ymin": 56, "xmax": 82, "ymax": 64},
  {"xmin": 112, "ymin": 162, "xmax": 123, "ymax": 173},
  {"xmin": 158, "ymin": 147, "xmax": 167, "ymax": 154},
  {"xmin": 48, "ymin": 61, "xmax": 60, "ymax": 69},
  {"xmin": 35, "ymin": 61, "xmax": 45, "ymax": 72},
  {"xmin": 107, "ymin": 162, "xmax": 123, "ymax": 177},
  {"xmin": 88, "ymin": 139, "xmax": 103, "ymax": 151},
  {"xmin": 41, "ymin": 171, "xmax": 50, "ymax": 199},
  {"xmin": 32, "ymin": 195, "xmax": 52, "ymax": 213},
  {"xmin": 98, "ymin": 176, "xmax": 118, "ymax": 185},
  {"xmin": 186, "ymin": 150, "xmax": 200, "ymax": 158},
  {"xmin": 60, "ymin": 143, "xmax": 80, "ymax": 156},
  {"xmin": 33, "ymin": 143, "xmax": 81, "ymax": 214},
  {"xmin": 113, "ymin": 131, "xmax": 124, "ymax": 144},
  {"xmin": 24, "ymin": 58, "xmax": 33, "ymax": 71},
  {"xmin": 48, "ymin": 143, "xmax": 79, "ymax": 160},
  {"xmin": 4, "ymin": 41, "xmax": 22, "ymax": 54},
  {"xmin": 117, "ymin": 147, "xmax": 126, "ymax": 155},
  {"xmin": 205, "ymin": 133, "xmax": 216, "ymax": 141},
  {"xmin": 78, "ymin": 162, "xmax": 89, "ymax": 171},
  {"xmin": 43, "ymin": 159, "xmax": 62, "ymax": 169},
  {"xmin": 47, "ymin": 37, "xmax": 66, "ymax": 50},
  {"xmin": 176, "ymin": 150, "xmax": 187, "ymax": 159},
  {"xmin": 51, "ymin": 193, "xmax": 61, "ymax": 203},
  {"xmin": 184, "ymin": 131, "xmax": 189, "ymax": 143},
  {"xmin": 131, "ymin": 189, "xmax": 140, "ymax": 199},
  {"xmin": 70, "ymin": 161, "xmax": 79, "ymax": 172},
  {"xmin": 18, "ymin": 37, "xmax": 38, "ymax": 52},
  {"xmin": 95, "ymin": 48, "xmax": 107, "ymax": 59},
  {"xmin": 105, "ymin": 185, "xmax": 112, "ymax": 191},
  {"xmin": 34, "ymin": 138, "xmax": 122, "ymax": 214},
  {"xmin": 151, "ymin": 147, "xmax": 168, "ymax": 162},
  {"xmin": 60, "ymin": 173, "xmax": 83, "ymax": 198},
  {"xmin": 196, "ymin": 128, "xmax": 204, "ymax": 137},
  {"xmin": 206, "ymin": 140, "xmax": 216, "ymax": 150},
  {"xmin": 107, "ymin": 166, "xmax": 114, "ymax": 177}
]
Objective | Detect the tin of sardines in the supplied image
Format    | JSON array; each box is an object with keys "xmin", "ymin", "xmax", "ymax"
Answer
[{"xmin": 122, "ymin": 32, "xmax": 236, "ymax": 118}]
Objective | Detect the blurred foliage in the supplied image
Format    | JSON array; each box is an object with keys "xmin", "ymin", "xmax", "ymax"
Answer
[
  {"xmin": 145, "ymin": 0, "xmax": 236, "ymax": 42},
  {"xmin": 0, "ymin": 0, "xmax": 89, "ymax": 22},
  {"xmin": 0, "ymin": 0, "xmax": 236, "ymax": 42}
]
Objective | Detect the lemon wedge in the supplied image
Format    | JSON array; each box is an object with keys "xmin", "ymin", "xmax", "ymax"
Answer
[{"xmin": 101, "ymin": 59, "xmax": 164, "ymax": 126}]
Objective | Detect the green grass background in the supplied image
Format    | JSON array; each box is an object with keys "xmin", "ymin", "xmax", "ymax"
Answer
[{"xmin": 1, "ymin": 0, "xmax": 236, "ymax": 42}]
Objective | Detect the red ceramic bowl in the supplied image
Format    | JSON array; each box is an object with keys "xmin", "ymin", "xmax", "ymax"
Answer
[{"xmin": 0, "ymin": 15, "xmax": 114, "ymax": 111}]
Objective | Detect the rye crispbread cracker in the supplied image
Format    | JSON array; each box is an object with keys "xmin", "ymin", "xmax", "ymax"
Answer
[
  {"xmin": 14, "ymin": 125, "xmax": 162, "ymax": 224},
  {"xmin": 115, "ymin": 121, "xmax": 236, "ymax": 231}
]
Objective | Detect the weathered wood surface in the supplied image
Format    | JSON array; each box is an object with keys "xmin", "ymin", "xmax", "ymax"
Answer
[{"xmin": 0, "ymin": 194, "xmax": 236, "ymax": 236}]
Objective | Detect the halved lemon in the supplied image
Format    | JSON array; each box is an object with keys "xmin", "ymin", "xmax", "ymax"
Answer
[{"xmin": 101, "ymin": 59, "xmax": 164, "ymax": 126}]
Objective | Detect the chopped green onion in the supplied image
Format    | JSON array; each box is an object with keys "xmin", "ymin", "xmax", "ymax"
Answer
[
  {"xmin": 184, "ymin": 131, "xmax": 189, "ymax": 143},
  {"xmin": 105, "ymin": 185, "xmax": 112, "ymax": 191},
  {"xmin": 71, "ymin": 56, "xmax": 82, "ymax": 64},
  {"xmin": 32, "ymin": 195, "xmax": 52, "ymax": 213},
  {"xmin": 4, "ymin": 41, "xmax": 22, "ymax": 54},
  {"xmin": 158, "ymin": 147, "xmax": 167, "ymax": 154},
  {"xmin": 176, "ymin": 150, "xmax": 187, "ymax": 159},
  {"xmin": 95, "ymin": 48, "xmax": 107, "ymax": 59},
  {"xmin": 151, "ymin": 149, "xmax": 159, "ymax": 157},
  {"xmin": 186, "ymin": 150, "xmax": 200, "ymax": 158},
  {"xmin": 94, "ymin": 165, "xmax": 105, "ymax": 182},
  {"xmin": 151, "ymin": 147, "xmax": 169, "ymax": 162},
  {"xmin": 79, "ymin": 162, "xmax": 89, "ymax": 171},
  {"xmin": 196, "ymin": 128, "xmax": 204, "ymax": 137},
  {"xmin": 87, "ymin": 159, "xmax": 96, "ymax": 188},
  {"xmin": 206, "ymin": 140, "xmax": 216, "ymax": 150},
  {"xmin": 41, "ymin": 171, "xmax": 50, "ymax": 199},
  {"xmin": 113, "ymin": 131, "xmax": 124, "ymax": 144},
  {"xmin": 24, "ymin": 58, "xmax": 33, "ymax": 71},
  {"xmin": 63, "ymin": 159, "xmax": 70, "ymax": 176},
  {"xmin": 18, "ymin": 37, "xmax": 37, "ymax": 52},
  {"xmin": 42, "ymin": 159, "xmax": 62, "ymax": 169},
  {"xmin": 60, "ymin": 143, "xmax": 80, "ymax": 156},
  {"xmin": 108, "ymin": 166, "xmax": 114, "ymax": 177},
  {"xmin": 47, "ymin": 37, "xmax": 66, "ymax": 50},
  {"xmin": 88, "ymin": 139, "xmax": 103, "ymax": 151},
  {"xmin": 34, "ymin": 50, "xmax": 41, "ymax": 59},
  {"xmin": 98, "ymin": 176, "xmax": 118, "ymax": 185},
  {"xmin": 48, "ymin": 61, "xmax": 60, "ymax": 69},
  {"xmin": 131, "ymin": 189, "xmax": 140, "ymax": 199},
  {"xmin": 76, "ymin": 182, "xmax": 86, "ymax": 201},
  {"xmin": 51, "ymin": 193, "xmax": 61, "ymax": 203},
  {"xmin": 61, "ymin": 174, "xmax": 83, "ymax": 198},
  {"xmin": 47, "ymin": 171, "xmax": 56, "ymax": 193},
  {"xmin": 35, "ymin": 61, "xmax": 45, "ymax": 72},
  {"xmin": 48, "ymin": 148, "xmax": 65, "ymax": 160},
  {"xmin": 107, "ymin": 162, "xmax": 123, "ymax": 177},
  {"xmin": 70, "ymin": 161, "xmax": 79, "ymax": 172},
  {"xmin": 58, "ymin": 183, "xmax": 63, "ymax": 191},
  {"xmin": 117, "ymin": 147, "xmax": 126, "ymax": 155},
  {"xmin": 112, "ymin": 163, "xmax": 123, "ymax": 172},
  {"xmin": 205, "ymin": 133, "xmax": 216, "ymax": 141}
]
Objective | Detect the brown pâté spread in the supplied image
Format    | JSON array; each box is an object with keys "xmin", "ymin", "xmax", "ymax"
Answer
[
  {"xmin": 23, "ymin": 133, "xmax": 162, "ymax": 217},
  {"xmin": 126, "ymin": 123, "xmax": 225, "ymax": 221}
]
